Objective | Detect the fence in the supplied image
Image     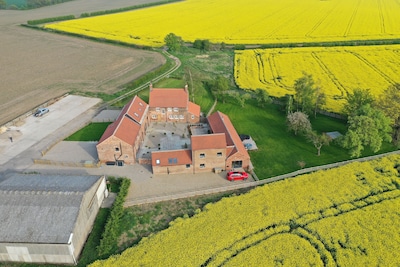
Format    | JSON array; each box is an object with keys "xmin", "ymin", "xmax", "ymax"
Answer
[
  {"xmin": 33, "ymin": 159, "xmax": 100, "ymax": 168},
  {"xmin": 124, "ymin": 149, "xmax": 400, "ymax": 206}
]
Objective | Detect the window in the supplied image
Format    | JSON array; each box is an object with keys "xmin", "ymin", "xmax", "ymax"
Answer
[
  {"xmin": 151, "ymin": 114, "xmax": 157, "ymax": 119},
  {"xmin": 115, "ymin": 147, "xmax": 120, "ymax": 152},
  {"xmin": 200, "ymin": 164, "xmax": 205, "ymax": 168},
  {"xmin": 186, "ymin": 164, "xmax": 190, "ymax": 168},
  {"xmin": 156, "ymin": 107, "xmax": 160, "ymax": 112},
  {"xmin": 200, "ymin": 153, "xmax": 205, "ymax": 158},
  {"xmin": 156, "ymin": 159, "xmax": 160, "ymax": 165},
  {"xmin": 169, "ymin": 115, "xmax": 173, "ymax": 119},
  {"xmin": 161, "ymin": 108, "xmax": 165, "ymax": 114},
  {"xmin": 191, "ymin": 115, "xmax": 195, "ymax": 119},
  {"xmin": 217, "ymin": 152, "xmax": 222, "ymax": 157},
  {"xmin": 174, "ymin": 115, "xmax": 178, "ymax": 119},
  {"xmin": 173, "ymin": 107, "xmax": 179, "ymax": 112},
  {"xmin": 232, "ymin": 160, "xmax": 243, "ymax": 168},
  {"xmin": 179, "ymin": 115, "xmax": 184, "ymax": 119},
  {"xmin": 168, "ymin": 158, "xmax": 178, "ymax": 164},
  {"xmin": 167, "ymin": 108, "xmax": 172, "ymax": 112}
]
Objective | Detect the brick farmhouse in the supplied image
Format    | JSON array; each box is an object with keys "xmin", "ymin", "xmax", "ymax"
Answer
[{"xmin": 97, "ymin": 86, "xmax": 250, "ymax": 174}]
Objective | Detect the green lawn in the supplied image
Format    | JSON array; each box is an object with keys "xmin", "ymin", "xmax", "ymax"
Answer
[
  {"xmin": 64, "ymin": 122, "xmax": 111, "ymax": 141},
  {"xmin": 215, "ymin": 97, "xmax": 395, "ymax": 178}
]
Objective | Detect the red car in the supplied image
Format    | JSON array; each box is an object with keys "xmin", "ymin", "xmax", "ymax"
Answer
[{"xmin": 227, "ymin": 171, "xmax": 249, "ymax": 181}]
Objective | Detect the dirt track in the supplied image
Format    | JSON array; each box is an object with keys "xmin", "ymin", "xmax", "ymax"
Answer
[{"xmin": 0, "ymin": 0, "xmax": 163, "ymax": 126}]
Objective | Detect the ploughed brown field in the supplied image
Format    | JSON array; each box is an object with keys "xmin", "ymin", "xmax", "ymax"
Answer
[{"xmin": 0, "ymin": 0, "xmax": 163, "ymax": 126}]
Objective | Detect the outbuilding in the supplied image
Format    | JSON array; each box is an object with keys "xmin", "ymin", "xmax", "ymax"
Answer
[{"xmin": 0, "ymin": 173, "xmax": 108, "ymax": 265}]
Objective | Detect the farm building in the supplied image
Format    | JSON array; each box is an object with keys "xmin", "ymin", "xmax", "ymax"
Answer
[
  {"xmin": 97, "ymin": 86, "xmax": 251, "ymax": 174},
  {"xmin": 148, "ymin": 84, "xmax": 200, "ymax": 123},
  {"xmin": 151, "ymin": 111, "xmax": 251, "ymax": 175},
  {"xmin": 97, "ymin": 95, "xmax": 149, "ymax": 165},
  {"xmin": 0, "ymin": 173, "xmax": 108, "ymax": 265}
]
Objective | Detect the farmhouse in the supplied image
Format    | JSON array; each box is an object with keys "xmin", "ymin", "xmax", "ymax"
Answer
[
  {"xmin": 97, "ymin": 86, "xmax": 251, "ymax": 174},
  {"xmin": 0, "ymin": 174, "xmax": 108, "ymax": 265}
]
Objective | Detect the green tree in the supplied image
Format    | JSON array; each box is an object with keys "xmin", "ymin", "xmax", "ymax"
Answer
[
  {"xmin": 193, "ymin": 39, "xmax": 211, "ymax": 52},
  {"xmin": 287, "ymin": 111, "xmax": 312, "ymax": 136},
  {"xmin": 376, "ymin": 83, "xmax": 400, "ymax": 147},
  {"xmin": 307, "ymin": 131, "xmax": 330, "ymax": 156},
  {"xmin": 343, "ymin": 88, "xmax": 374, "ymax": 117},
  {"xmin": 293, "ymin": 73, "xmax": 323, "ymax": 116},
  {"xmin": 232, "ymin": 92, "xmax": 251, "ymax": 107},
  {"xmin": 164, "ymin": 33, "xmax": 183, "ymax": 52},
  {"xmin": 285, "ymin": 94, "xmax": 294, "ymax": 114},
  {"xmin": 342, "ymin": 104, "xmax": 392, "ymax": 158},
  {"xmin": 313, "ymin": 86, "xmax": 326, "ymax": 118},
  {"xmin": 255, "ymin": 88, "xmax": 272, "ymax": 107},
  {"xmin": 210, "ymin": 75, "xmax": 229, "ymax": 102}
]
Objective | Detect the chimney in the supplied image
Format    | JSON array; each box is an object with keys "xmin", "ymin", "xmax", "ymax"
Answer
[
  {"xmin": 149, "ymin": 82, "xmax": 153, "ymax": 91},
  {"xmin": 184, "ymin": 84, "xmax": 188, "ymax": 94}
]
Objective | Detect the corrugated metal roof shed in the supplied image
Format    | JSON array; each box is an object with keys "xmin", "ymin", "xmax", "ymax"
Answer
[{"xmin": 0, "ymin": 174, "xmax": 101, "ymax": 244}]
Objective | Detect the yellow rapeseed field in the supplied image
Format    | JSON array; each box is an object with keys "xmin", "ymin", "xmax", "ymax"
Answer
[
  {"xmin": 45, "ymin": 0, "xmax": 400, "ymax": 47},
  {"xmin": 235, "ymin": 45, "xmax": 400, "ymax": 112},
  {"xmin": 90, "ymin": 155, "xmax": 400, "ymax": 266}
]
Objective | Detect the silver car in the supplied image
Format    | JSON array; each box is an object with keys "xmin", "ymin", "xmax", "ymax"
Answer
[{"xmin": 34, "ymin": 108, "xmax": 49, "ymax": 117}]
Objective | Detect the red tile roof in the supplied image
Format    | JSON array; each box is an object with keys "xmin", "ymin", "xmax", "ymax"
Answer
[
  {"xmin": 98, "ymin": 95, "xmax": 147, "ymax": 146},
  {"xmin": 151, "ymin": 149, "xmax": 192, "ymax": 166},
  {"xmin": 191, "ymin": 133, "xmax": 226, "ymax": 150},
  {"xmin": 188, "ymin": 101, "xmax": 201, "ymax": 117},
  {"xmin": 125, "ymin": 96, "xmax": 148, "ymax": 124},
  {"xmin": 207, "ymin": 111, "xmax": 249, "ymax": 158},
  {"xmin": 149, "ymin": 88, "xmax": 188, "ymax": 108}
]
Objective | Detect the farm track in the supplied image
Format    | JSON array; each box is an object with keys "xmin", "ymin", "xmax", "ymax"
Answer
[{"xmin": 202, "ymin": 187, "xmax": 400, "ymax": 266}]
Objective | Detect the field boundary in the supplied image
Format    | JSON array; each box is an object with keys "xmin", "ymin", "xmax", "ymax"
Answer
[{"xmin": 124, "ymin": 149, "xmax": 400, "ymax": 206}]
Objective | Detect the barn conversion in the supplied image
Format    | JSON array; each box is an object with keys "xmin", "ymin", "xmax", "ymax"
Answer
[
  {"xmin": 97, "ymin": 86, "xmax": 251, "ymax": 174},
  {"xmin": 0, "ymin": 174, "xmax": 108, "ymax": 265}
]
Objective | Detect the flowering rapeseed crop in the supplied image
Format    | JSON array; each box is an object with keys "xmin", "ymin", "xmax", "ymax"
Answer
[
  {"xmin": 90, "ymin": 155, "xmax": 400, "ymax": 266},
  {"xmin": 45, "ymin": 0, "xmax": 400, "ymax": 47},
  {"xmin": 235, "ymin": 45, "xmax": 400, "ymax": 112}
]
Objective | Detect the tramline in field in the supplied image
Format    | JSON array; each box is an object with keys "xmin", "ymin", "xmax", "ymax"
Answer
[
  {"xmin": 44, "ymin": 0, "xmax": 400, "ymax": 47},
  {"xmin": 89, "ymin": 155, "xmax": 400, "ymax": 266},
  {"xmin": 235, "ymin": 45, "xmax": 400, "ymax": 112}
]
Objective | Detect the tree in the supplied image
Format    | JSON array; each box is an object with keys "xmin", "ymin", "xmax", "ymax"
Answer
[
  {"xmin": 293, "ymin": 73, "xmax": 325, "ymax": 117},
  {"xmin": 307, "ymin": 131, "xmax": 330, "ymax": 156},
  {"xmin": 285, "ymin": 94, "xmax": 294, "ymax": 114},
  {"xmin": 193, "ymin": 39, "xmax": 210, "ymax": 52},
  {"xmin": 287, "ymin": 111, "xmax": 312, "ymax": 136},
  {"xmin": 232, "ymin": 92, "xmax": 251, "ymax": 107},
  {"xmin": 164, "ymin": 33, "xmax": 183, "ymax": 52},
  {"xmin": 343, "ymin": 88, "xmax": 374, "ymax": 117},
  {"xmin": 255, "ymin": 88, "xmax": 272, "ymax": 107},
  {"xmin": 313, "ymin": 86, "xmax": 326, "ymax": 118},
  {"xmin": 376, "ymin": 83, "xmax": 400, "ymax": 147},
  {"xmin": 210, "ymin": 75, "xmax": 229, "ymax": 102},
  {"xmin": 342, "ymin": 104, "xmax": 392, "ymax": 158}
]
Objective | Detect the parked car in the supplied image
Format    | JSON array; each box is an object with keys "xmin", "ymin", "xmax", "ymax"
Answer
[
  {"xmin": 34, "ymin": 108, "xmax": 49, "ymax": 117},
  {"xmin": 239, "ymin": 134, "xmax": 250, "ymax": 141},
  {"xmin": 227, "ymin": 171, "xmax": 249, "ymax": 181}
]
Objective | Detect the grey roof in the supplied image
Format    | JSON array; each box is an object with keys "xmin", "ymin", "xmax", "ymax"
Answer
[
  {"xmin": 0, "ymin": 174, "xmax": 102, "ymax": 244},
  {"xmin": 326, "ymin": 131, "xmax": 343, "ymax": 139}
]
